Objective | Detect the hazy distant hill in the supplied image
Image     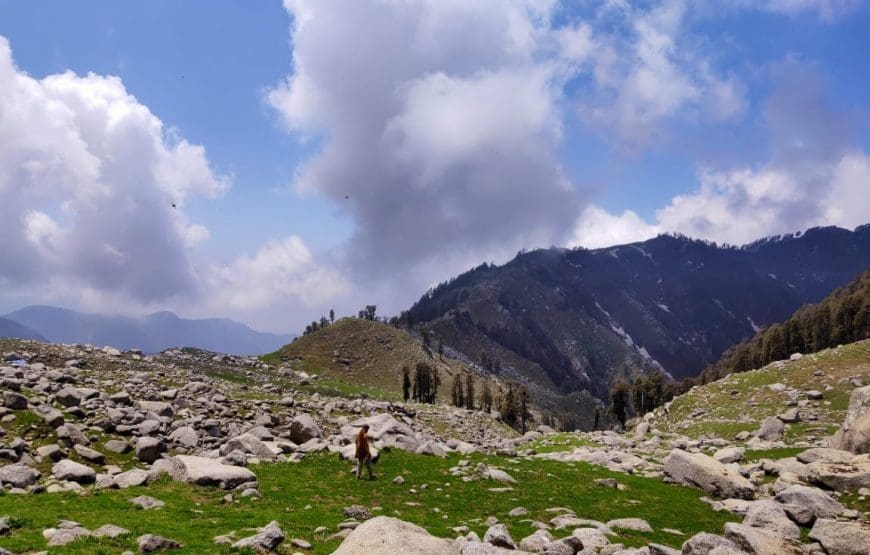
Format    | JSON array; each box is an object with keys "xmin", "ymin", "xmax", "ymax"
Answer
[
  {"xmin": 0, "ymin": 317, "xmax": 46, "ymax": 342},
  {"xmin": 406, "ymin": 225, "xmax": 870, "ymax": 401},
  {"xmin": 2, "ymin": 306, "xmax": 292, "ymax": 355}
]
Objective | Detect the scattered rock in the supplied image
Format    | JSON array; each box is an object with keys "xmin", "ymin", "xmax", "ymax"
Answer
[
  {"xmin": 131, "ymin": 495, "xmax": 165, "ymax": 510},
  {"xmin": 809, "ymin": 518, "xmax": 870, "ymax": 555},
  {"xmin": 231, "ymin": 521, "xmax": 285, "ymax": 553},
  {"xmin": 663, "ymin": 449, "xmax": 755, "ymax": 499},
  {"xmin": 332, "ymin": 516, "xmax": 455, "ymax": 554},
  {"xmin": 138, "ymin": 533, "xmax": 182, "ymax": 553},
  {"xmin": 52, "ymin": 459, "xmax": 96, "ymax": 484}
]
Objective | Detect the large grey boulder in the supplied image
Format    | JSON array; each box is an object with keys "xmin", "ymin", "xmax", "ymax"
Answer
[
  {"xmin": 663, "ymin": 449, "xmax": 755, "ymax": 499},
  {"xmin": 831, "ymin": 385, "xmax": 870, "ymax": 454},
  {"xmin": 754, "ymin": 417, "xmax": 784, "ymax": 441},
  {"xmin": 807, "ymin": 456, "xmax": 870, "ymax": 491},
  {"xmin": 3, "ymin": 391, "xmax": 27, "ymax": 410},
  {"xmin": 774, "ymin": 484, "xmax": 845, "ymax": 522},
  {"xmin": 333, "ymin": 516, "xmax": 457, "ymax": 554},
  {"xmin": 221, "ymin": 433, "xmax": 277, "ymax": 459},
  {"xmin": 742, "ymin": 500, "xmax": 800, "ymax": 540},
  {"xmin": 168, "ymin": 455, "xmax": 256, "ymax": 489},
  {"xmin": 135, "ymin": 437, "xmax": 165, "ymax": 463},
  {"xmin": 723, "ymin": 522, "xmax": 804, "ymax": 554},
  {"xmin": 168, "ymin": 426, "xmax": 199, "ymax": 448},
  {"xmin": 138, "ymin": 400, "xmax": 174, "ymax": 418},
  {"xmin": 52, "ymin": 459, "xmax": 96, "ymax": 484},
  {"xmin": 483, "ymin": 524, "xmax": 516, "ymax": 549},
  {"xmin": 809, "ymin": 518, "xmax": 870, "ymax": 555},
  {"xmin": 55, "ymin": 386, "xmax": 83, "ymax": 407},
  {"xmin": 231, "ymin": 521, "xmax": 285, "ymax": 552},
  {"xmin": 138, "ymin": 533, "xmax": 181, "ymax": 553},
  {"xmin": 289, "ymin": 413, "xmax": 321, "ymax": 444},
  {"xmin": 33, "ymin": 404, "xmax": 64, "ymax": 427},
  {"xmin": 0, "ymin": 464, "xmax": 40, "ymax": 488}
]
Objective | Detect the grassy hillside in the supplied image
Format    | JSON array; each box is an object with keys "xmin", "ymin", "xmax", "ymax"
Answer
[
  {"xmin": 0, "ymin": 450, "xmax": 738, "ymax": 554},
  {"xmin": 652, "ymin": 339, "xmax": 870, "ymax": 442},
  {"xmin": 264, "ymin": 318, "xmax": 497, "ymax": 404}
]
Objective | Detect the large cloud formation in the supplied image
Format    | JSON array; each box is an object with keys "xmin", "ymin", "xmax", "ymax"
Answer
[
  {"xmin": 268, "ymin": 0, "xmax": 753, "ymax": 297},
  {"xmin": 0, "ymin": 36, "xmax": 228, "ymax": 305},
  {"xmin": 0, "ymin": 36, "xmax": 342, "ymax": 320}
]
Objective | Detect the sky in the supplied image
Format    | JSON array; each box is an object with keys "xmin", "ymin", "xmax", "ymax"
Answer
[{"xmin": 0, "ymin": 0, "xmax": 868, "ymax": 334}]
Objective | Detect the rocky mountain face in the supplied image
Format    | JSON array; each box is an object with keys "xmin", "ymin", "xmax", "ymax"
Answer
[
  {"xmin": 2, "ymin": 306, "xmax": 292, "ymax": 355},
  {"xmin": 407, "ymin": 225, "xmax": 870, "ymax": 405},
  {"xmin": 0, "ymin": 318, "xmax": 45, "ymax": 342}
]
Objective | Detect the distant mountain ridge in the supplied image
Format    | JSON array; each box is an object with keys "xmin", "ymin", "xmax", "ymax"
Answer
[
  {"xmin": 406, "ymin": 225, "xmax": 870, "ymax": 406},
  {"xmin": 0, "ymin": 317, "xmax": 46, "ymax": 342},
  {"xmin": 2, "ymin": 306, "xmax": 292, "ymax": 355}
]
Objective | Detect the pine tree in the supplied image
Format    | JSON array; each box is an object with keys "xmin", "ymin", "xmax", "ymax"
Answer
[
  {"xmin": 465, "ymin": 374, "xmax": 475, "ymax": 410},
  {"xmin": 402, "ymin": 366, "xmax": 411, "ymax": 402}
]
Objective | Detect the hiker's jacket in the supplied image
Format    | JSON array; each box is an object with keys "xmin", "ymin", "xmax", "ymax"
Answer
[{"xmin": 355, "ymin": 430, "xmax": 370, "ymax": 460}]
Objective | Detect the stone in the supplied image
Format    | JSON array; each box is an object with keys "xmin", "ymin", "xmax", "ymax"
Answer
[
  {"xmin": 807, "ymin": 457, "xmax": 870, "ymax": 491},
  {"xmin": 742, "ymin": 500, "xmax": 800, "ymax": 540},
  {"xmin": 131, "ymin": 495, "xmax": 165, "ymax": 510},
  {"xmin": 289, "ymin": 413, "xmax": 321, "ymax": 444},
  {"xmin": 2, "ymin": 391, "xmax": 27, "ymax": 410},
  {"xmin": 831, "ymin": 385, "xmax": 870, "ymax": 454},
  {"xmin": 74, "ymin": 444, "xmax": 105, "ymax": 464},
  {"xmin": 479, "ymin": 465, "xmax": 516, "ymax": 484},
  {"xmin": 797, "ymin": 447, "xmax": 855, "ymax": 464},
  {"xmin": 231, "ymin": 520, "xmax": 285, "ymax": 552},
  {"xmin": 774, "ymin": 484, "xmax": 845, "ymax": 522},
  {"xmin": 55, "ymin": 386, "xmax": 83, "ymax": 407},
  {"xmin": 168, "ymin": 426, "xmax": 199, "ymax": 448},
  {"xmin": 713, "ymin": 447, "xmax": 744, "ymax": 464},
  {"xmin": 344, "ymin": 505, "xmax": 373, "ymax": 520},
  {"xmin": 332, "ymin": 516, "xmax": 456, "ymax": 554},
  {"xmin": 663, "ymin": 449, "xmax": 755, "ymax": 499},
  {"xmin": 136, "ymin": 437, "xmax": 165, "ymax": 463},
  {"xmin": 519, "ymin": 529, "xmax": 553, "ymax": 552},
  {"xmin": 723, "ymin": 522, "xmax": 804, "ymax": 554},
  {"xmin": 52, "ymin": 459, "xmax": 96, "ymax": 484},
  {"xmin": 778, "ymin": 409, "xmax": 801, "ymax": 423},
  {"xmin": 681, "ymin": 532, "xmax": 743, "ymax": 555},
  {"xmin": 138, "ymin": 533, "xmax": 181, "ymax": 553},
  {"xmin": 571, "ymin": 528, "xmax": 609, "ymax": 550},
  {"xmin": 56, "ymin": 423, "xmax": 90, "ymax": 446},
  {"xmin": 809, "ymin": 518, "xmax": 870, "ymax": 555},
  {"xmin": 606, "ymin": 518, "xmax": 653, "ymax": 532},
  {"xmin": 168, "ymin": 455, "xmax": 257, "ymax": 489},
  {"xmin": 34, "ymin": 404, "xmax": 64, "ymax": 427},
  {"xmin": 222, "ymin": 433, "xmax": 278, "ymax": 459},
  {"xmin": 138, "ymin": 400, "xmax": 174, "ymax": 418},
  {"xmin": 755, "ymin": 417, "xmax": 784, "ymax": 441},
  {"xmin": 46, "ymin": 526, "xmax": 90, "ymax": 546},
  {"xmin": 104, "ymin": 439, "xmax": 131, "ymax": 454},
  {"xmin": 115, "ymin": 469, "xmax": 150, "ymax": 488},
  {"xmin": 92, "ymin": 524, "xmax": 130, "ymax": 538},
  {"xmin": 0, "ymin": 464, "xmax": 40, "ymax": 488},
  {"xmin": 483, "ymin": 523, "xmax": 515, "ymax": 549},
  {"xmin": 508, "ymin": 507, "xmax": 528, "ymax": 517}
]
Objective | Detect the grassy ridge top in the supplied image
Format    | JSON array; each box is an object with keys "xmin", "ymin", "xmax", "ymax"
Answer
[
  {"xmin": 264, "ymin": 318, "xmax": 485, "ymax": 404},
  {"xmin": 653, "ymin": 339, "xmax": 870, "ymax": 442}
]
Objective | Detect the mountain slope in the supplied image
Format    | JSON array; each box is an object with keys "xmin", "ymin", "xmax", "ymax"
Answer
[
  {"xmin": 698, "ymin": 269, "xmax": 870, "ymax": 384},
  {"xmin": 266, "ymin": 318, "xmax": 507, "ymax": 405},
  {"xmin": 406, "ymin": 225, "xmax": 870, "ymax": 403},
  {"xmin": 3, "ymin": 306, "xmax": 291, "ymax": 355},
  {"xmin": 0, "ymin": 317, "xmax": 45, "ymax": 342}
]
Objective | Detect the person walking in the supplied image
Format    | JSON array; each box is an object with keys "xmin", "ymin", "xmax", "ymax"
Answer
[{"xmin": 355, "ymin": 424, "xmax": 376, "ymax": 480}]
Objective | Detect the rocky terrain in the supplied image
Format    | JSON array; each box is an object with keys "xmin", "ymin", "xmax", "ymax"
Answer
[{"xmin": 0, "ymin": 337, "xmax": 867, "ymax": 554}]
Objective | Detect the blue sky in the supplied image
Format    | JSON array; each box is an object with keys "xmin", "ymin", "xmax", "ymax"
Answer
[{"xmin": 0, "ymin": 0, "xmax": 868, "ymax": 332}]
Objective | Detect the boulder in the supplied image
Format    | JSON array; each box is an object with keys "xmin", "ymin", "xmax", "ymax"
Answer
[
  {"xmin": 807, "ymin": 456, "xmax": 870, "ymax": 491},
  {"xmin": 755, "ymin": 417, "xmax": 784, "ymax": 441},
  {"xmin": 663, "ymin": 449, "xmax": 755, "ymax": 499},
  {"xmin": 0, "ymin": 464, "xmax": 40, "ymax": 488},
  {"xmin": 115, "ymin": 469, "xmax": 150, "ymax": 489},
  {"xmin": 222, "ymin": 433, "xmax": 277, "ymax": 459},
  {"xmin": 483, "ymin": 524, "xmax": 516, "ymax": 549},
  {"xmin": 831, "ymin": 385, "xmax": 870, "ymax": 454},
  {"xmin": 2, "ymin": 391, "xmax": 27, "ymax": 410},
  {"xmin": 138, "ymin": 533, "xmax": 181, "ymax": 553},
  {"xmin": 231, "ymin": 521, "xmax": 285, "ymax": 552},
  {"xmin": 713, "ymin": 447, "xmax": 745, "ymax": 464},
  {"xmin": 138, "ymin": 400, "xmax": 174, "ymax": 418},
  {"xmin": 742, "ymin": 500, "xmax": 800, "ymax": 540},
  {"xmin": 606, "ymin": 518, "xmax": 652, "ymax": 533},
  {"xmin": 136, "ymin": 437, "xmax": 165, "ymax": 463},
  {"xmin": 681, "ymin": 533, "xmax": 743, "ymax": 555},
  {"xmin": 104, "ymin": 439, "xmax": 131, "ymax": 454},
  {"xmin": 723, "ymin": 522, "xmax": 804, "ymax": 554},
  {"xmin": 809, "ymin": 518, "xmax": 870, "ymax": 555},
  {"xmin": 289, "ymin": 413, "xmax": 321, "ymax": 444},
  {"xmin": 52, "ymin": 459, "xmax": 96, "ymax": 484},
  {"xmin": 168, "ymin": 455, "xmax": 257, "ymax": 489},
  {"xmin": 55, "ymin": 386, "xmax": 83, "ymax": 407},
  {"xmin": 92, "ymin": 524, "xmax": 130, "ymax": 538},
  {"xmin": 168, "ymin": 426, "xmax": 199, "ymax": 448},
  {"xmin": 774, "ymin": 484, "xmax": 845, "ymax": 522},
  {"xmin": 333, "ymin": 516, "xmax": 456, "ymax": 554}
]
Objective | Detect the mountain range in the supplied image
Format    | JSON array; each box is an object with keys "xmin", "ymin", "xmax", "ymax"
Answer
[
  {"xmin": 406, "ymin": 225, "xmax": 870, "ymax": 408},
  {"xmin": 0, "ymin": 306, "xmax": 292, "ymax": 355}
]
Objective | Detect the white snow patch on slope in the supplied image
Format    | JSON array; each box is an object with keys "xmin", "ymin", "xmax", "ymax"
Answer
[
  {"xmin": 746, "ymin": 316, "xmax": 761, "ymax": 333},
  {"xmin": 631, "ymin": 245, "xmax": 655, "ymax": 263},
  {"xmin": 656, "ymin": 303, "xmax": 670, "ymax": 313},
  {"xmin": 768, "ymin": 273, "xmax": 777, "ymax": 280}
]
